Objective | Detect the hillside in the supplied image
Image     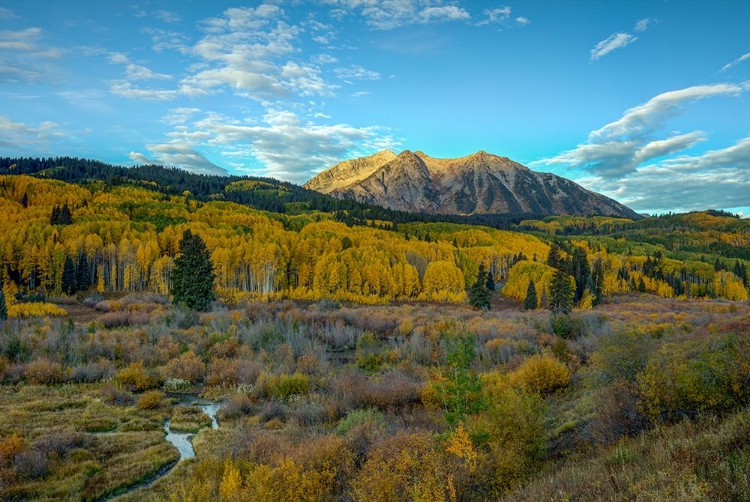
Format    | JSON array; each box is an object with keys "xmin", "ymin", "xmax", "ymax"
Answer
[{"xmin": 305, "ymin": 150, "xmax": 641, "ymax": 219}]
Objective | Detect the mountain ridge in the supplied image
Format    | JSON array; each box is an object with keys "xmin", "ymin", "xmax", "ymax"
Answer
[{"xmin": 304, "ymin": 149, "xmax": 640, "ymax": 219}]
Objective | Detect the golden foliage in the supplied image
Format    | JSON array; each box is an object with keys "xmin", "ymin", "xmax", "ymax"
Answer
[{"xmin": 509, "ymin": 354, "xmax": 571, "ymax": 395}]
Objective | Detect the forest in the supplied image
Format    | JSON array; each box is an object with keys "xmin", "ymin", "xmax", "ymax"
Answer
[{"xmin": 0, "ymin": 162, "xmax": 749, "ymax": 501}]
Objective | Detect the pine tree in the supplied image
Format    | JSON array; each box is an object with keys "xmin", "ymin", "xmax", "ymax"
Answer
[
  {"xmin": 547, "ymin": 243, "xmax": 564, "ymax": 270},
  {"xmin": 171, "ymin": 230, "xmax": 216, "ymax": 311},
  {"xmin": 20, "ymin": 192, "xmax": 28, "ymax": 208},
  {"xmin": 59, "ymin": 204, "xmax": 73, "ymax": 225},
  {"xmin": 468, "ymin": 263, "xmax": 491, "ymax": 310},
  {"xmin": 570, "ymin": 247, "xmax": 590, "ymax": 303},
  {"xmin": 61, "ymin": 255, "xmax": 77, "ymax": 295},
  {"xmin": 524, "ymin": 279, "xmax": 538, "ymax": 310},
  {"xmin": 77, "ymin": 253, "xmax": 91, "ymax": 292},
  {"xmin": 549, "ymin": 268, "xmax": 574, "ymax": 317},
  {"xmin": 0, "ymin": 289, "xmax": 7, "ymax": 321},
  {"xmin": 485, "ymin": 266, "xmax": 495, "ymax": 291}
]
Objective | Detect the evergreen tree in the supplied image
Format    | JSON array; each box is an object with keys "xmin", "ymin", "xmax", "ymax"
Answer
[
  {"xmin": 549, "ymin": 268, "xmax": 574, "ymax": 317},
  {"xmin": 570, "ymin": 246, "xmax": 590, "ymax": 303},
  {"xmin": 20, "ymin": 192, "xmax": 28, "ymax": 208},
  {"xmin": 468, "ymin": 263, "xmax": 492, "ymax": 310},
  {"xmin": 61, "ymin": 255, "xmax": 77, "ymax": 295},
  {"xmin": 76, "ymin": 253, "xmax": 91, "ymax": 291},
  {"xmin": 50, "ymin": 203, "xmax": 73, "ymax": 225},
  {"xmin": 0, "ymin": 289, "xmax": 7, "ymax": 321},
  {"xmin": 547, "ymin": 243, "xmax": 564, "ymax": 270},
  {"xmin": 524, "ymin": 279, "xmax": 538, "ymax": 310},
  {"xmin": 171, "ymin": 230, "xmax": 216, "ymax": 311},
  {"xmin": 485, "ymin": 266, "xmax": 495, "ymax": 291}
]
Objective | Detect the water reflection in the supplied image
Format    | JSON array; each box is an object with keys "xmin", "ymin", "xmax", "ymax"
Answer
[{"xmin": 163, "ymin": 420, "xmax": 196, "ymax": 460}]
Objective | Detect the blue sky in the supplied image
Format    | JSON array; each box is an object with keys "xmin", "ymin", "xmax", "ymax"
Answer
[{"xmin": 1, "ymin": 1, "xmax": 749, "ymax": 215}]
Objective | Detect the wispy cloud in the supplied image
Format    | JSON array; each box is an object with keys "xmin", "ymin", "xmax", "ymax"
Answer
[
  {"xmin": 0, "ymin": 7, "xmax": 19, "ymax": 19},
  {"xmin": 110, "ymin": 81, "xmax": 179, "ymax": 101},
  {"xmin": 0, "ymin": 114, "xmax": 63, "ymax": 149},
  {"xmin": 154, "ymin": 10, "xmax": 181, "ymax": 24},
  {"xmin": 0, "ymin": 27, "xmax": 64, "ymax": 83},
  {"xmin": 478, "ymin": 6, "xmax": 529, "ymax": 27},
  {"xmin": 590, "ymin": 18, "xmax": 656, "ymax": 61},
  {"xmin": 533, "ymin": 83, "xmax": 747, "ymax": 178},
  {"xmin": 634, "ymin": 18, "xmax": 656, "ymax": 32},
  {"xmin": 335, "ymin": 65, "xmax": 381, "ymax": 81},
  {"xmin": 590, "ymin": 32, "xmax": 637, "ymax": 61},
  {"xmin": 721, "ymin": 52, "xmax": 750, "ymax": 72}
]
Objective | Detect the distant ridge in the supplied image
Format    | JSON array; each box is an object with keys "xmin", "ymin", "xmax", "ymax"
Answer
[{"xmin": 304, "ymin": 149, "xmax": 640, "ymax": 219}]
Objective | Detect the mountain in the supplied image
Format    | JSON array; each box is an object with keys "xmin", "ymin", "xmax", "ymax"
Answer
[{"xmin": 304, "ymin": 149, "xmax": 640, "ymax": 219}]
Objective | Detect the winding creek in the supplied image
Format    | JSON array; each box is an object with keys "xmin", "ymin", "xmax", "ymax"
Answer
[{"xmin": 107, "ymin": 398, "xmax": 224, "ymax": 501}]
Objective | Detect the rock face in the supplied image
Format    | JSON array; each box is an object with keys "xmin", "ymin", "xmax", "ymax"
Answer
[{"xmin": 304, "ymin": 149, "xmax": 640, "ymax": 218}]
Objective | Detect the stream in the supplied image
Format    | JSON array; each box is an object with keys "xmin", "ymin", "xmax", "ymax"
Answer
[
  {"xmin": 106, "ymin": 398, "xmax": 223, "ymax": 501},
  {"xmin": 162, "ymin": 399, "xmax": 223, "ymax": 460}
]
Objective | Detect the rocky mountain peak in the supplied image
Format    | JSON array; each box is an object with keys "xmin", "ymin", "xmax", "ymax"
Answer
[{"xmin": 305, "ymin": 149, "xmax": 639, "ymax": 219}]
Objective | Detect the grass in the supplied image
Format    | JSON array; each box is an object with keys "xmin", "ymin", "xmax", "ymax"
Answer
[
  {"xmin": 169, "ymin": 405, "xmax": 212, "ymax": 433},
  {"xmin": 502, "ymin": 410, "xmax": 750, "ymax": 502},
  {"xmin": 0, "ymin": 385, "xmax": 178, "ymax": 501}
]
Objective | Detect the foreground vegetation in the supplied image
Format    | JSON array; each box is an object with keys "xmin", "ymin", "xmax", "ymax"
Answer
[
  {"xmin": 1, "ymin": 292, "xmax": 749, "ymax": 500},
  {"xmin": 1, "ymin": 159, "xmax": 750, "ymax": 500}
]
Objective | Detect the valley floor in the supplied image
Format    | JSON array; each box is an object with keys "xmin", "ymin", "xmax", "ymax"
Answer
[{"xmin": 1, "ymin": 293, "xmax": 750, "ymax": 501}]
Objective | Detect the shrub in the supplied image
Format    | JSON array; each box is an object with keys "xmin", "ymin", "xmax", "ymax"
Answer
[
  {"xmin": 68, "ymin": 360, "xmax": 116, "ymax": 383},
  {"xmin": 217, "ymin": 393, "xmax": 257, "ymax": 421},
  {"xmin": 165, "ymin": 350, "xmax": 205, "ymax": 383},
  {"xmin": 335, "ymin": 408, "xmax": 385, "ymax": 436},
  {"xmin": 510, "ymin": 354, "xmax": 570, "ymax": 396},
  {"xmin": 116, "ymin": 361, "xmax": 162, "ymax": 391},
  {"xmin": 137, "ymin": 390, "xmax": 165, "ymax": 410},
  {"xmin": 274, "ymin": 372, "xmax": 310, "ymax": 400},
  {"xmin": 14, "ymin": 449, "xmax": 48, "ymax": 480},
  {"xmin": 8, "ymin": 302, "xmax": 67, "ymax": 318},
  {"xmin": 100, "ymin": 383, "xmax": 134, "ymax": 406},
  {"xmin": 33, "ymin": 431, "xmax": 90, "ymax": 458},
  {"xmin": 26, "ymin": 359, "xmax": 63, "ymax": 385}
]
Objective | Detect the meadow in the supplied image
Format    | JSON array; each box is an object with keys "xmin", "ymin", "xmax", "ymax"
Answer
[{"xmin": 1, "ymin": 291, "xmax": 749, "ymax": 501}]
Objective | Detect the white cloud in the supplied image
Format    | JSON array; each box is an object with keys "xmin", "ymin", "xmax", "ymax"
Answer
[
  {"xmin": 634, "ymin": 18, "xmax": 655, "ymax": 32},
  {"xmin": 0, "ymin": 114, "xmax": 63, "ymax": 149},
  {"xmin": 129, "ymin": 142, "xmax": 227, "ymax": 175},
  {"xmin": 201, "ymin": 4, "xmax": 283, "ymax": 33},
  {"xmin": 125, "ymin": 63, "xmax": 173, "ymax": 81},
  {"xmin": 590, "ymin": 32, "xmax": 637, "ymax": 61},
  {"xmin": 721, "ymin": 52, "xmax": 750, "ymax": 72},
  {"xmin": 590, "ymin": 84, "xmax": 745, "ymax": 141},
  {"xmin": 419, "ymin": 6, "xmax": 470, "ymax": 23},
  {"xmin": 334, "ymin": 65, "xmax": 381, "ymax": 81},
  {"xmin": 110, "ymin": 81, "xmax": 179, "ymax": 101},
  {"xmin": 141, "ymin": 27, "xmax": 189, "ymax": 53},
  {"xmin": 321, "ymin": 0, "xmax": 471, "ymax": 30},
  {"xmin": 154, "ymin": 10, "xmax": 180, "ymax": 24},
  {"xmin": 481, "ymin": 6, "xmax": 511, "ymax": 25},
  {"xmin": 141, "ymin": 107, "xmax": 399, "ymax": 182},
  {"xmin": 516, "ymin": 16, "xmax": 530, "ymax": 26},
  {"xmin": 312, "ymin": 53, "xmax": 338, "ymax": 65},
  {"xmin": 589, "ymin": 136, "xmax": 750, "ymax": 213},
  {"xmin": 534, "ymin": 83, "xmax": 747, "ymax": 178}
]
